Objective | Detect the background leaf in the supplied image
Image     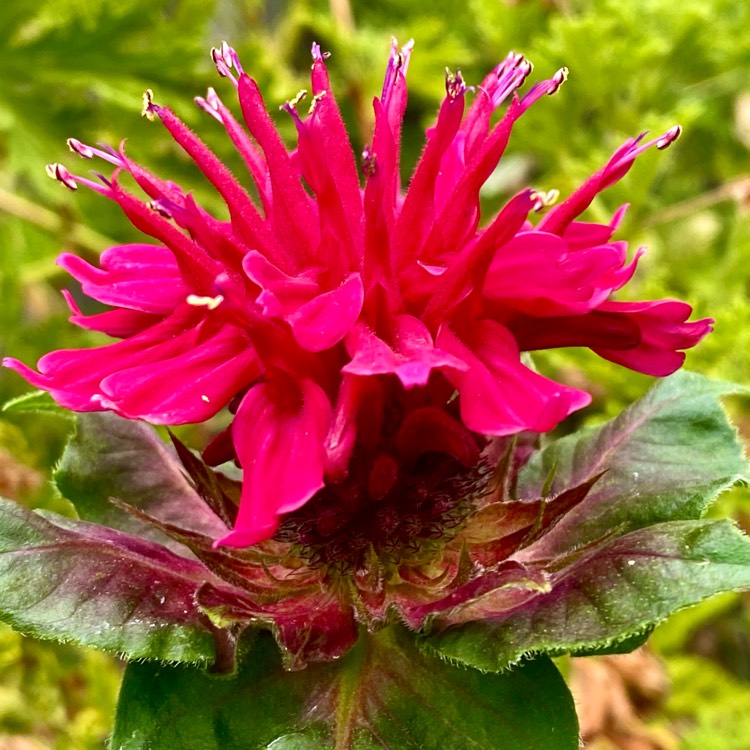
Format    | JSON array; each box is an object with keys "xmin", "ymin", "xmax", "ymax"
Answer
[{"xmin": 112, "ymin": 627, "xmax": 578, "ymax": 750}]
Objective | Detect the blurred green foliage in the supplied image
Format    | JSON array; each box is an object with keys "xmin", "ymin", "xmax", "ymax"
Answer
[{"xmin": 1, "ymin": 0, "xmax": 749, "ymax": 746}]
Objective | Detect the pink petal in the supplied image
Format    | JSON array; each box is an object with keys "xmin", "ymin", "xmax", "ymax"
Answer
[
  {"xmin": 110, "ymin": 181, "xmax": 221, "ymax": 294},
  {"xmin": 197, "ymin": 88, "xmax": 273, "ymax": 216},
  {"xmin": 562, "ymin": 205, "xmax": 629, "ymax": 250},
  {"xmin": 243, "ymin": 250, "xmax": 318, "ymax": 318},
  {"xmin": 58, "ymin": 245, "xmax": 187, "ymax": 314},
  {"xmin": 215, "ymin": 375, "xmax": 332, "ymax": 548},
  {"xmin": 392, "ymin": 80, "xmax": 467, "ymax": 271},
  {"xmin": 243, "ymin": 251, "xmax": 363, "ymax": 351},
  {"xmin": 61, "ymin": 290, "xmax": 160, "ymax": 338},
  {"xmin": 288, "ymin": 273, "xmax": 364, "ymax": 352},
  {"xmin": 3, "ymin": 307, "xmax": 203, "ymax": 412},
  {"xmin": 363, "ymin": 98, "xmax": 400, "ymax": 290},
  {"xmin": 420, "ymin": 189, "xmax": 536, "ymax": 324},
  {"xmin": 323, "ymin": 374, "xmax": 362, "ymax": 479},
  {"xmin": 99, "ymin": 326, "xmax": 261, "ymax": 423},
  {"xmin": 238, "ymin": 74, "xmax": 319, "ymax": 273},
  {"xmin": 510, "ymin": 310, "xmax": 642, "ymax": 352},
  {"xmin": 483, "ymin": 231, "xmax": 632, "ymax": 316},
  {"xmin": 593, "ymin": 300, "xmax": 714, "ymax": 376},
  {"xmin": 436, "ymin": 321, "xmax": 591, "ymax": 435},
  {"xmin": 150, "ymin": 104, "xmax": 272, "ymax": 256},
  {"xmin": 511, "ymin": 300, "xmax": 712, "ymax": 377},
  {"xmin": 343, "ymin": 315, "xmax": 466, "ymax": 388},
  {"xmin": 309, "ymin": 46, "xmax": 364, "ymax": 254}
]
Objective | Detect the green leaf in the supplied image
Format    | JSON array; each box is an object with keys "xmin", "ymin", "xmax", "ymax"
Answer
[
  {"xmin": 0, "ymin": 496, "xmax": 231, "ymax": 664},
  {"xmin": 569, "ymin": 626, "xmax": 654, "ymax": 657},
  {"xmin": 2, "ymin": 389, "xmax": 73, "ymax": 417},
  {"xmin": 516, "ymin": 370, "xmax": 748, "ymax": 558},
  {"xmin": 54, "ymin": 413, "xmax": 228, "ymax": 550},
  {"xmin": 112, "ymin": 627, "xmax": 578, "ymax": 750},
  {"xmin": 424, "ymin": 520, "xmax": 750, "ymax": 671}
]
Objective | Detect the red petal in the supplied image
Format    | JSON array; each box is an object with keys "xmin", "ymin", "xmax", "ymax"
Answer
[
  {"xmin": 437, "ymin": 321, "xmax": 591, "ymax": 435},
  {"xmin": 58, "ymin": 244, "xmax": 186, "ymax": 314},
  {"xmin": 216, "ymin": 376, "xmax": 332, "ymax": 548}
]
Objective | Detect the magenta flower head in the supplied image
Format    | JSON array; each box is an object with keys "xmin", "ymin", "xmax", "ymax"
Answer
[{"xmin": 4, "ymin": 39, "xmax": 711, "ymax": 557}]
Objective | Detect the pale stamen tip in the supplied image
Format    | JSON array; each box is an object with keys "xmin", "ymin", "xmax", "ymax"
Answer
[
  {"xmin": 187, "ymin": 294, "xmax": 224, "ymax": 311},
  {"xmin": 309, "ymin": 90, "xmax": 326, "ymax": 114},
  {"xmin": 445, "ymin": 68, "xmax": 466, "ymax": 99},
  {"xmin": 141, "ymin": 89, "xmax": 157, "ymax": 120},
  {"xmin": 311, "ymin": 42, "xmax": 331, "ymax": 61},
  {"xmin": 362, "ymin": 145, "xmax": 377, "ymax": 177},
  {"xmin": 656, "ymin": 125, "xmax": 683, "ymax": 150},
  {"xmin": 548, "ymin": 67, "xmax": 569, "ymax": 95},
  {"xmin": 148, "ymin": 200, "xmax": 172, "ymax": 218},
  {"xmin": 290, "ymin": 90, "xmax": 308, "ymax": 109},
  {"xmin": 210, "ymin": 47, "xmax": 225, "ymax": 74},
  {"xmin": 195, "ymin": 89, "xmax": 223, "ymax": 122},
  {"xmin": 211, "ymin": 42, "xmax": 243, "ymax": 80},
  {"xmin": 67, "ymin": 138, "xmax": 94, "ymax": 158},
  {"xmin": 46, "ymin": 163, "xmax": 77, "ymax": 190},
  {"xmin": 530, "ymin": 188, "xmax": 559, "ymax": 212}
]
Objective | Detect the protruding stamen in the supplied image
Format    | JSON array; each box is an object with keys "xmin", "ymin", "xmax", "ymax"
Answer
[
  {"xmin": 142, "ymin": 89, "xmax": 156, "ymax": 120},
  {"xmin": 67, "ymin": 138, "xmax": 94, "ymax": 158},
  {"xmin": 290, "ymin": 90, "xmax": 308, "ymax": 109},
  {"xmin": 530, "ymin": 188, "xmax": 560, "ymax": 212},
  {"xmin": 67, "ymin": 138, "xmax": 125, "ymax": 167},
  {"xmin": 187, "ymin": 293, "xmax": 224, "ymax": 310},
  {"xmin": 308, "ymin": 90, "xmax": 326, "ymax": 115},
  {"xmin": 362, "ymin": 145, "xmax": 377, "ymax": 177},
  {"xmin": 445, "ymin": 69, "xmax": 467, "ymax": 100},
  {"xmin": 46, "ymin": 163, "xmax": 77, "ymax": 190},
  {"xmin": 195, "ymin": 87, "xmax": 223, "ymax": 123},
  {"xmin": 149, "ymin": 199, "xmax": 175, "ymax": 218},
  {"xmin": 280, "ymin": 90, "xmax": 308, "ymax": 126},
  {"xmin": 311, "ymin": 42, "xmax": 331, "ymax": 62},
  {"xmin": 657, "ymin": 125, "xmax": 682, "ymax": 150},
  {"xmin": 148, "ymin": 195, "xmax": 190, "ymax": 226},
  {"xmin": 608, "ymin": 126, "xmax": 685, "ymax": 174},
  {"xmin": 211, "ymin": 41, "xmax": 243, "ymax": 86},
  {"xmin": 478, "ymin": 52, "xmax": 534, "ymax": 110},
  {"xmin": 381, "ymin": 38, "xmax": 415, "ymax": 105},
  {"xmin": 518, "ymin": 66, "xmax": 569, "ymax": 113},
  {"xmin": 91, "ymin": 171, "xmax": 113, "ymax": 188},
  {"xmin": 389, "ymin": 37, "xmax": 416, "ymax": 76},
  {"xmin": 45, "ymin": 163, "xmax": 113, "ymax": 197},
  {"xmin": 210, "ymin": 47, "xmax": 226, "ymax": 75},
  {"xmin": 547, "ymin": 67, "xmax": 568, "ymax": 95}
]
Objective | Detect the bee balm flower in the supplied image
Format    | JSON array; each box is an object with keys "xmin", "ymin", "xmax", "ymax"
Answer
[{"xmin": 4, "ymin": 40, "xmax": 711, "ymax": 550}]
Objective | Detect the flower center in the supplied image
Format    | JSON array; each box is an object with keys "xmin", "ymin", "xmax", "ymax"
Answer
[{"xmin": 274, "ymin": 455, "xmax": 492, "ymax": 574}]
